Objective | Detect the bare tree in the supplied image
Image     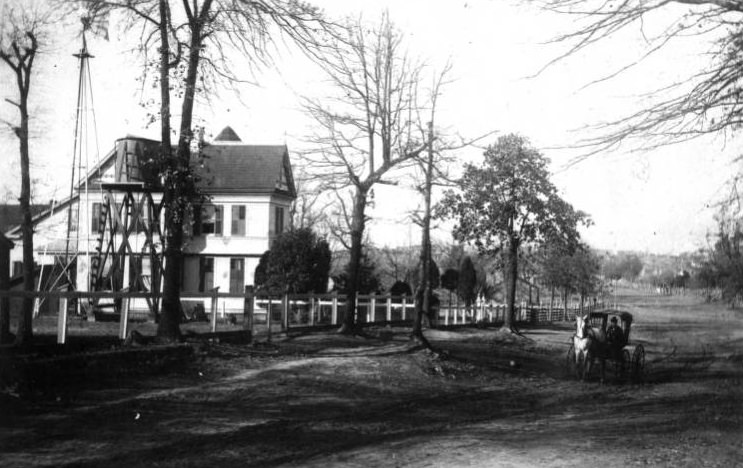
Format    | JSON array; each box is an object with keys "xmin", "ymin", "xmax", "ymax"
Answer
[
  {"xmin": 301, "ymin": 13, "xmax": 438, "ymax": 334},
  {"xmin": 409, "ymin": 66, "xmax": 457, "ymax": 343},
  {"xmin": 408, "ymin": 63, "xmax": 494, "ymax": 343},
  {"xmin": 539, "ymin": 1, "xmax": 743, "ymax": 165},
  {"xmin": 289, "ymin": 171, "xmax": 331, "ymax": 232},
  {"xmin": 80, "ymin": 0, "xmax": 332, "ymax": 342},
  {"xmin": 0, "ymin": 2, "xmax": 51, "ymax": 346}
]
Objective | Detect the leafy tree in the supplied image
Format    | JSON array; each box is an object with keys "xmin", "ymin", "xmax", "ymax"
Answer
[
  {"xmin": 80, "ymin": 0, "xmax": 331, "ymax": 342},
  {"xmin": 254, "ymin": 228, "xmax": 331, "ymax": 295},
  {"xmin": 438, "ymin": 134, "xmax": 590, "ymax": 332},
  {"xmin": 440, "ymin": 267, "xmax": 459, "ymax": 310},
  {"xmin": 436, "ymin": 242, "xmax": 466, "ymax": 272},
  {"xmin": 441, "ymin": 268, "xmax": 459, "ymax": 292},
  {"xmin": 333, "ymin": 253, "xmax": 381, "ymax": 295},
  {"xmin": 458, "ymin": 256, "xmax": 477, "ymax": 314},
  {"xmin": 604, "ymin": 253, "xmax": 644, "ymax": 282},
  {"xmin": 0, "ymin": 3, "xmax": 51, "ymax": 346},
  {"xmin": 539, "ymin": 241, "xmax": 601, "ymax": 316},
  {"xmin": 539, "ymin": 243, "xmax": 573, "ymax": 318},
  {"xmin": 602, "ymin": 256, "xmax": 623, "ymax": 283},
  {"xmin": 411, "ymin": 259, "xmax": 440, "ymax": 292},
  {"xmin": 389, "ymin": 281, "xmax": 412, "ymax": 297},
  {"xmin": 253, "ymin": 250, "xmax": 270, "ymax": 289},
  {"xmin": 621, "ymin": 255, "xmax": 644, "ymax": 281},
  {"xmin": 568, "ymin": 245, "xmax": 602, "ymax": 311},
  {"xmin": 697, "ymin": 218, "xmax": 743, "ymax": 303}
]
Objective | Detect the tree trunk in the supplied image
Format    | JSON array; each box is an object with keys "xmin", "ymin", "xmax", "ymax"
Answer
[
  {"xmin": 0, "ymin": 243, "xmax": 10, "ymax": 343},
  {"xmin": 157, "ymin": 2, "xmax": 210, "ymax": 342},
  {"xmin": 503, "ymin": 235, "xmax": 519, "ymax": 331},
  {"xmin": 412, "ymin": 123, "xmax": 434, "ymax": 344},
  {"xmin": 14, "ymin": 63, "xmax": 34, "ymax": 346},
  {"xmin": 549, "ymin": 285, "xmax": 555, "ymax": 321},
  {"xmin": 563, "ymin": 287, "xmax": 569, "ymax": 321},
  {"xmin": 340, "ymin": 185, "xmax": 367, "ymax": 334},
  {"xmin": 153, "ymin": 0, "xmax": 173, "ymax": 333}
]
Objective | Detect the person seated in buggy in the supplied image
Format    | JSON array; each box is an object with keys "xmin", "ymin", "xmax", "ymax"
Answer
[{"xmin": 606, "ymin": 316, "xmax": 623, "ymax": 353}]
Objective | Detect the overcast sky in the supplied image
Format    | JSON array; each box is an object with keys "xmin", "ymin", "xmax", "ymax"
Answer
[{"xmin": 0, "ymin": 0, "xmax": 736, "ymax": 254}]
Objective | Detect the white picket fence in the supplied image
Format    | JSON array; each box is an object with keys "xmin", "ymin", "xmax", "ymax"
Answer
[{"xmin": 0, "ymin": 289, "xmax": 605, "ymax": 344}]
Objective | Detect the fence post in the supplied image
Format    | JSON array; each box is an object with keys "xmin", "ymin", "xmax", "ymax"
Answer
[
  {"xmin": 210, "ymin": 287, "xmax": 219, "ymax": 333},
  {"xmin": 331, "ymin": 292, "xmax": 338, "ymax": 325},
  {"xmin": 267, "ymin": 297, "xmax": 273, "ymax": 342},
  {"xmin": 455, "ymin": 296, "xmax": 460, "ymax": 325},
  {"xmin": 282, "ymin": 293, "xmax": 289, "ymax": 331},
  {"xmin": 386, "ymin": 294, "xmax": 392, "ymax": 322},
  {"xmin": 309, "ymin": 293, "xmax": 315, "ymax": 326},
  {"xmin": 119, "ymin": 295, "xmax": 130, "ymax": 340},
  {"xmin": 402, "ymin": 296, "xmax": 407, "ymax": 321},
  {"xmin": 57, "ymin": 296, "xmax": 68, "ymax": 344},
  {"xmin": 243, "ymin": 285, "xmax": 254, "ymax": 341}
]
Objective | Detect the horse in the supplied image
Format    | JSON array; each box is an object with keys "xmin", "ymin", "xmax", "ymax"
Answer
[{"xmin": 572, "ymin": 314, "xmax": 606, "ymax": 381}]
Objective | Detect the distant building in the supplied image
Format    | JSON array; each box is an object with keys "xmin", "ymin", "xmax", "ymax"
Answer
[{"xmin": 3, "ymin": 126, "xmax": 295, "ymax": 313}]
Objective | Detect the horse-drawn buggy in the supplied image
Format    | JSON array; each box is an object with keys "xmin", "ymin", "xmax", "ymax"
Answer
[{"xmin": 566, "ymin": 310, "xmax": 645, "ymax": 382}]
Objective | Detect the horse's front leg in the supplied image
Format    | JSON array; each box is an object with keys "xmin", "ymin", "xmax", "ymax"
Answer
[{"xmin": 584, "ymin": 353, "xmax": 592, "ymax": 381}]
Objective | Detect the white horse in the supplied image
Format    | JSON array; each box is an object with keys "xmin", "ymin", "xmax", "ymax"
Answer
[{"xmin": 573, "ymin": 315, "xmax": 606, "ymax": 381}]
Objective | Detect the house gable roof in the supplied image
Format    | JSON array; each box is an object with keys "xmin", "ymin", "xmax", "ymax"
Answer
[
  {"xmin": 0, "ymin": 204, "xmax": 50, "ymax": 233},
  {"xmin": 5, "ymin": 129, "xmax": 296, "ymax": 235},
  {"xmin": 197, "ymin": 143, "xmax": 296, "ymax": 197},
  {"xmin": 214, "ymin": 126, "xmax": 242, "ymax": 142}
]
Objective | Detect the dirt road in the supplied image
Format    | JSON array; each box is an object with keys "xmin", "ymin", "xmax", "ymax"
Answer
[{"xmin": 1, "ymin": 292, "xmax": 741, "ymax": 467}]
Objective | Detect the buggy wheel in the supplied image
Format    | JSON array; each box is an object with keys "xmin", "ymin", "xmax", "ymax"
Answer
[
  {"xmin": 617, "ymin": 349, "xmax": 631, "ymax": 382},
  {"xmin": 565, "ymin": 343, "xmax": 576, "ymax": 377},
  {"xmin": 631, "ymin": 344, "xmax": 645, "ymax": 383}
]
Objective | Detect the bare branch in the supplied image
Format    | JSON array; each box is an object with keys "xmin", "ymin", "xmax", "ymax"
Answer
[
  {"xmin": 4, "ymin": 98, "xmax": 21, "ymax": 109},
  {"xmin": 538, "ymin": 0, "xmax": 743, "ymax": 164}
]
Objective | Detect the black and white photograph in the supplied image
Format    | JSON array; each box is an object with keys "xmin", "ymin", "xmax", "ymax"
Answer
[{"xmin": 1, "ymin": 0, "xmax": 741, "ymax": 466}]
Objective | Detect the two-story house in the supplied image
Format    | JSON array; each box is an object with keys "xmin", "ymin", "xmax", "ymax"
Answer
[
  {"xmin": 182, "ymin": 126, "xmax": 295, "ymax": 308},
  {"xmin": 4, "ymin": 126, "xmax": 295, "ymax": 315}
]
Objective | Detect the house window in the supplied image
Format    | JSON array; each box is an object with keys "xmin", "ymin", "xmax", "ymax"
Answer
[
  {"xmin": 274, "ymin": 206, "xmax": 284, "ymax": 235},
  {"xmin": 229, "ymin": 258, "xmax": 244, "ymax": 294},
  {"xmin": 69, "ymin": 207, "xmax": 78, "ymax": 232},
  {"xmin": 200, "ymin": 205, "xmax": 223, "ymax": 235},
  {"xmin": 199, "ymin": 257, "xmax": 214, "ymax": 292},
  {"xmin": 231, "ymin": 205, "xmax": 246, "ymax": 236},
  {"xmin": 91, "ymin": 202, "xmax": 102, "ymax": 234}
]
